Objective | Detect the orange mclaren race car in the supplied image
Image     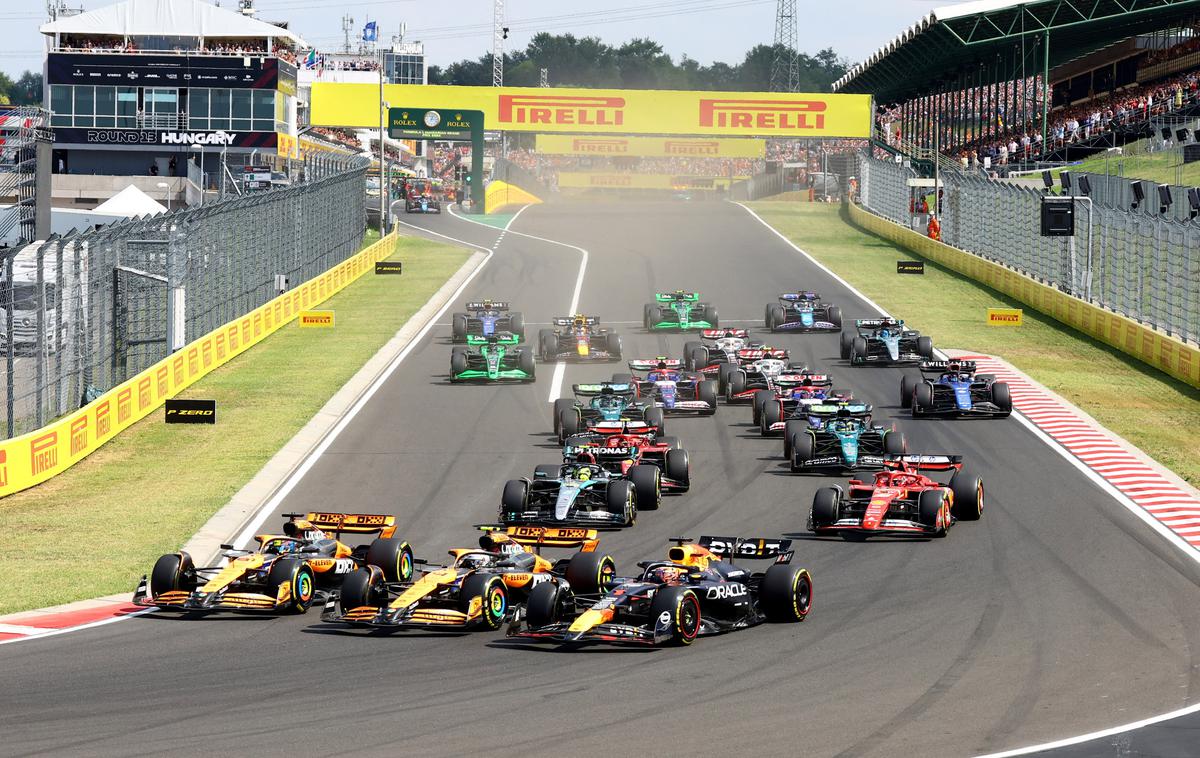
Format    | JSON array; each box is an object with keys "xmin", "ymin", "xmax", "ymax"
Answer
[
  {"xmin": 132, "ymin": 512, "xmax": 409, "ymax": 614},
  {"xmin": 507, "ymin": 536, "xmax": 812, "ymax": 647},
  {"xmin": 321, "ymin": 526, "xmax": 615, "ymax": 631}
]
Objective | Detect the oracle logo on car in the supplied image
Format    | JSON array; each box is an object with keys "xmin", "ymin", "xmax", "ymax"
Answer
[
  {"xmin": 698, "ymin": 99, "xmax": 826, "ymax": 130},
  {"xmin": 664, "ymin": 140, "xmax": 719, "ymax": 155},
  {"xmin": 498, "ymin": 95, "xmax": 625, "ymax": 126},
  {"xmin": 571, "ymin": 138, "xmax": 628, "ymax": 153}
]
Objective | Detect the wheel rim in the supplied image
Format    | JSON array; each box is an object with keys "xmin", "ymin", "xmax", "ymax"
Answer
[
  {"xmin": 679, "ymin": 594, "xmax": 700, "ymax": 641},
  {"xmin": 399, "ymin": 550, "xmax": 413, "ymax": 581},
  {"xmin": 295, "ymin": 570, "xmax": 313, "ymax": 603},
  {"xmin": 794, "ymin": 573, "xmax": 812, "ymax": 618},
  {"xmin": 488, "ymin": 584, "xmax": 506, "ymax": 620},
  {"xmin": 599, "ymin": 559, "xmax": 616, "ymax": 589}
]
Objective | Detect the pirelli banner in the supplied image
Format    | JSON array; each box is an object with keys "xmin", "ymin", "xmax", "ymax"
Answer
[
  {"xmin": 557, "ymin": 173, "xmax": 739, "ymax": 190},
  {"xmin": 536, "ymin": 134, "xmax": 764, "ymax": 157},
  {"xmin": 0, "ymin": 234, "xmax": 400, "ymax": 499},
  {"xmin": 848, "ymin": 205, "xmax": 1200, "ymax": 390},
  {"xmin": 311, "ymin": 83, "xmax": 872, "ymax": 138}
]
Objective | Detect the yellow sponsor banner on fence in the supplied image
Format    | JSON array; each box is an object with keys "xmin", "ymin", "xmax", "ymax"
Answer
[
  {"xmin": 0, "ymin": 233, "xmax": 399, "ymax": 499},
  {"xmin": 987, "ymin": 308, "xmax": 1023, "ymax": 326},
  {"xmin": 535, "ymin": 134, "xmax": 765, "ymax": 158},
  {"xmin": 555, "ymin": 172, "xmax": 739, "ymax": 190},
  {"xmin": 277, "ymin": 131, "xmax": 299, "ymax": 159},
  {"xmin": 312, "ymin": 83, "xmax": 872, "ymax": 138},
  {"xmin": 848, "ymin": 204, "xmax": 1200, "ymax": 389},
  {"xmin": 299, "ymin": 310, "xmax": 335, "ymax": 328}
]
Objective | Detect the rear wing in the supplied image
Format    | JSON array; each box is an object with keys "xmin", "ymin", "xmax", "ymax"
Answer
[
  {"xmin": 855, "ymin": 318, "xmax": 903, "ymax": 329},
  {"xmin": 465, "ymin": 301, "xmax": 509, "ymax": 311},
  {"xmin": 589, "ymin": 420, "xmax": 657, "ymax": 436},
  {"xmin": 466, "ymin": 333, "xmax": 520, "ymax": 346},
  {"xmin": 779, "ymin": 292, "xmax": 819, "ymax": 302},
  {"xmin": 775, "ymin": 373, "xmax": 830, "ymax": 386},
  {"xmin": 289, "ymin": 512, "xmax": 397, "ymax": 539},
  {"xmin": 497, "ymin": 525, "xmax": 600, "ymax": 552},
  {"xmin": 564, "ymin": 443, "xmax": 636, "ymax": 458},
  {"xmin": 696, "ymin": 536, "xmax": 794, "ymax": 562},
  {"xmin": 655, "ymin": 291, "xmax": 699, "ymax": 302},
  {"xmin": 700, "ymin": 328, "xmax": 749, "ymax": 340},
  {"xmin": 554, "ymin": 316, "xmax": 599, "ymax": 326},
  {"xmin": 628, "ymin": 358, "xmax": 683, "ymax": 372},
  {"xmin": 807, "ymin": 403, "xmax": 872, "ymax": 417},
  {"xmin": 572, "ymin": 382, "xmax": 635, "ymax": 397},
  {"xmin": 882, "ymin": 454, "xmax": 963, "ymax": 472},
  {"xmin": 918, "ymin": 360, "xmax": 976, "ymax": 374}
]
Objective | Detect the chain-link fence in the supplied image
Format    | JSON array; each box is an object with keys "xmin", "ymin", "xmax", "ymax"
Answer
[
  {"xmin": 0, "ymin": 153, "xmax": 368, "ymax": 439},
  {"xmin": 856, "ymin": 151, "xmax": 1200, "ymax": 346}
]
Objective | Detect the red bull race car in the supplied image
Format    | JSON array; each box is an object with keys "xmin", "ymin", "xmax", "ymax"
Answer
[
  {"xmin": 538, "ymin": 315, "xmax": 623, "ymax": 362},
  {"xmin": 808, "ymin": 455, "xmax": 982, "ymax": 539}
]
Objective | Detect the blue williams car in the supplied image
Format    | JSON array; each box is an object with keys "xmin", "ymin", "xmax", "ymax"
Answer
[
  {"xmin": 784, "ymin": 404, "xmax": 906, "ymax": 473},
  {"xmin": 765, "ymin": 292, "xmax": 843, "ymax": 332},
  {"xmin": 900, "ymin": 360, "xmax": 1012, "ymax": 418},
  {"xmin": 451, "ymin": 299, "xmax": 526, "ymax": 343}
]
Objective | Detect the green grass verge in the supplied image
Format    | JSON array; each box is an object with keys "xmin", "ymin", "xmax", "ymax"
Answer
[
  {"xmin": 1067, "ymin": 138, "xmax": 1200, "ymax": 186},
  {"xmin": 748, "ymin": 202, "xmax": 1200, "ymax": 488},
  {"xmin": 0, "ymin": 233, "xmax": 470, "ymax": 615}
]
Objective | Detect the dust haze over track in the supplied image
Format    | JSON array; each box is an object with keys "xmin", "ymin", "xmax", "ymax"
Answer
[{"xmin": 4, "ymin": 202, "xmax": 1200, "ymax": 758}]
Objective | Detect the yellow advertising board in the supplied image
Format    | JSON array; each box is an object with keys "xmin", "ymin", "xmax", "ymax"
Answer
[
  {"xmin": 277, "ymin": 131, "xmax": 298, "ymax": 159},
  {"xmin": 556, "ymin": 173, "xmax": 738, "ymax": 190},
  {"xmin": 299, "ymin": 310, "xmax": 335, "ymax": 328},
  {"xmin": 0, "ymin": 235, "xmax": 399, "ymax": 498},
  {"xmin": 535, "ymin": 134, "xmax": 765, "ymax": 158},
  {"xmin": 987, "ymin": 308, "xmax": 1023, "ymax": 326},
  {"xmin": 312, "ymin": 83, "xmax": 872, "ymax": 138}
]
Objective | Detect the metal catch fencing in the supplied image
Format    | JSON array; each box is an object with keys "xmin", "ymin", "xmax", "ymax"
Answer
[
  {"xmin": 1, "ymin": 153, "xmax": 368, "ymax": 439},
  {"xmin": 856, "ymin": 152, "xmax": 1200, "ymax": 346}
]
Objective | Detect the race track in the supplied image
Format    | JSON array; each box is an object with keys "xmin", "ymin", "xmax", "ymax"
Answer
[{"xmin": 4, "ymin": 202, "xmax": 1200, "ymax": 757}]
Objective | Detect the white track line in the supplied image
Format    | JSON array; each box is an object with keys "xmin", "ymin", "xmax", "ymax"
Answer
[
  {"xmin": 230, "ymin": 211, "xmax": 526, "ymax": 549},
  {"xmin": 731, "ymin": 201, "xmax": 1200, "ymax": 755},
  {"xmin": 449, "ymin": 205, "xmax": 589, "ymax": 402}
]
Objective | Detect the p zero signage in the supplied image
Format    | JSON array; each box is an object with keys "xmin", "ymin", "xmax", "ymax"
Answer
[
  {"xmin": 536, "ymin": 134, "xmax": 765, "ymax": 158},
  {"xmin": 48, "ymin": 52, "xmax": 290, "ymax": 91},
  {"xmin": 312, "ymin": 83, "xmax": 871, "ymax": 138},
  {"xmin": 54, "ymin": 128, "xmax": 278, "ymax": 148}
]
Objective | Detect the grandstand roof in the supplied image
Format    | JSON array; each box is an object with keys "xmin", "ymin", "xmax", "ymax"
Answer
[
  {"xmin": 833, "ymin": 0, "xmax": 1200, "ymax": 103},
  {"xmin": 40, "ymin": 0, "xmax": 306, "ymax": 47}
]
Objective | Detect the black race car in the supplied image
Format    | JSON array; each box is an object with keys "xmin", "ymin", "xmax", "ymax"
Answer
[
  {"xmin": 840, "ymin": 318, "xmax": 933, "ymax": 366},
  {"xmin": 764, "ymin": 292, "xmax": 842, "ymax": 332},
  {"xmin": 450, "ymin": 300, "xmax": 526, "ymax": 343},
  {"xmin": 506, "ymin": 536, "xmax": 812, "ymax": 646},
  {"xmin": 501, "ymin": 462, "xmax": 639, "ymax": 529},
  {"xmin": 538, "ymin": 315, "xmax": 622, "ymax": 362},
  {"xmin": 899, "ymin": 360, "xmax": 1012, "ymax": 418}
]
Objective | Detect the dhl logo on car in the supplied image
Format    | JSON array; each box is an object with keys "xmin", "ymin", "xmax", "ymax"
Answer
[
  {"xmin": 498, "ymin": 94, "xmax": 625, "ymax": 126},
  {"xmin": 698, "ymin": 98, "xmax": 826, "ymax": 130}
]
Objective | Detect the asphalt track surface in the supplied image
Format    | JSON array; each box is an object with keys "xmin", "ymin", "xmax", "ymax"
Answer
[{"xmin": 5, "ymin": 202, "xmax": 1200, "ymax": 758}]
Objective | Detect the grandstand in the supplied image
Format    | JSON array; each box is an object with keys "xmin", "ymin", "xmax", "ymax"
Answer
[{"xmin": 835, "ymin": 0, "xmax": 1200, "ymax": 174}]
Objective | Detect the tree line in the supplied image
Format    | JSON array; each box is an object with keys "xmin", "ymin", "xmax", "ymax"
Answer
[
  {"xmin": 0, "ymin": 71, "xmax": 42, "ymax": 106},
  {"xmin": 428, "ymin": 33, "xmax": 849, "ymax": 92}
]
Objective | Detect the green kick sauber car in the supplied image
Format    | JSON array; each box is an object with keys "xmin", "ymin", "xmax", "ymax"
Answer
[
  {"xmin": 450, "ymin": 334, "xmax": 536, "ymax": 383},
  {"xmin": 642, "ymin": 290, "xmax": 720, "ymax": 331}
]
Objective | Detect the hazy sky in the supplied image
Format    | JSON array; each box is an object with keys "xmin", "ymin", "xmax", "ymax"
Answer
[{"xmin": 0, "ymin": 0, "xmax": 946, "ymax": 78}]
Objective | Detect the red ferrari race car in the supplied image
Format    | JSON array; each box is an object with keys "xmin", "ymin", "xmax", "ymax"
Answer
[{"xmin": 808, "ymin": 455, "xmax": 983, "ymax": 539}]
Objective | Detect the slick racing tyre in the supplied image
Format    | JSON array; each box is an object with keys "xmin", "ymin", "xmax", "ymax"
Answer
[
  {"xmin": 339, "ymin": 567, "xmax": 386, "ymax": 610},
  {"xmin": 509, "ymin": 312, "xmax": 526, "ymax": 340},
  {"xmin": 827, "ymin": 305, "xmax": 843, "ymax": 328},
  {"xmin": 450, "ymin": 348, "xmax": 468, "ymax": 379},
  {"xmin": 643, "ymin": 304, "xmax": 657, "ymax": 331},
  {"xmin": 149, "ymin": 552, "xmax": 195, "ymax": 597},
  {"xmin": 558, "ymin": 409, "xmax": 581, "ymax": 442},
  {"xmin": 913, "ymin": 381, "xmax": 934, "ymax": 416},
  {"xmin": 683, "ymin": 341, "xmax": 704, "ymax": 370},
  {"xmin": 783, "ymin": 420, "xmax": 806, "ymax": 459},
  {"xmin": 451, "ymin": 314, "xmax": 468, "ymax": 342},
  {"xmin": 629, "ymin": 464, "xmax": 662, "ymax": 511},
  {"xmin": 539, "ymin": 330, "xmax": 557, "ymax": 362},
  {"xmin": 850, "ymin": 337, "xmax": 868, "ymax": 365},
  {"xmin": 657, "ymin": 435, "xmax": 683, "ymax": 450},
  {"xmin": 899, "ymin": 374, "xmax": 915, "ymax": 409},
  {"xmin": 606, "ymin": 333, "xmax": 623, "ymax": 359},
  {"xmin": 566, "ymin": 550, "xmax": 617, "ymax": 594},
  {"xmin": 950, "ymin": 466, "xmax": 984, "ymax": 521},
  {"xmin": 649, "ymin": 586, "xmax": 702, "ymax": 646},
  {"xmin": 366, "ymin": 537, "xmax": 414, "ymax": 582},
  {"xmin": 752, "ymin": 390, "xmax": 774, "ymax": 426},
  {"xmin": 698, "ymin": 380, "xmax": 718, "ymax": 415},
  {"xmin": 761, "ymin": 398, "xmax": 782, "ymax": 436},
  {"xmin": 767, "ymin": 304, "xmax": 785, "ymax": 330},
  {"xmin": 790, "ymin": 432, "xmax": 815, "ymax": 473},
  {"xmin": 606, "ymin": 480, "xmax": 637, "ymax": 527},
  {"xmin": 760, "ymin": 564, "xmax": 813, "ymax": 622},
  {"xmin": 917, "ymin": 336, "xmax": 934, "ymax": 359},
  {"xmin": 501, "ymin": 480, "xmax": 529, "ymax": 517},
  {"xmin": 725, "ymin": 370, "xmax": 747, "ymax": 402},
  {"xmin": 665, "ymin": 449, "xmax": 690, "ymax": 491},
  {"xmin": 525, "ymin": 581, "xmax": 570, "ymax": 629},
  {"xmin": 884, "ymin": 431, "xmax": 907, "ymax": 455},
  {"xmin": 705, "ymin": 305, "xmax": 720, "ymax": 328},
  {"xmin": 840, "ymin": 331, "xmax": 854, "ymax": 360},
  {"xmin": 553, "ymin": 398, "xmax": 577, "ymax": 436},
  {"xmin": 918, "ymin": 489, "xmax": 948, "ymax": 535},
  {"xmin": 717, "ymin": 363, "xmax": 737, "ymax": 394},
  {"xmin": 643, "ymin": 406, "xmax": 666, "ymax": 431},
  {"xmin": 460, "ymin": 574, "xmax": 508, "ymax": 630},
  {"xmin": 810, "ymin": 487, "xmax": 840, "ymax": 530},
  {"xmin": 267, "ymin": 559, "xmax": 316, "ymax": 613},
  {"xmin": 518, "ymin": 349, "xmax": 536, "ymax": 381},
  {"xmin": 992, "ymin": 381, "xmax": 1013, "ymax": 417}
]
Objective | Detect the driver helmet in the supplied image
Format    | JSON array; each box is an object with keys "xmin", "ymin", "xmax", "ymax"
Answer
[
  {"xmin": 576, "ymin": 466, "xmax": 593, "ymax": 482},
  {"xmin": 649, "ymin": 565, "xmax": 686, "ymax": 584},
  {"xmin": 459, "ymin": 553, "xmax": 492, "ymax": 569},
  {"xmin": 879, "ymin": 327, "xmax": 891, "ymax": 338},
  {"xmin": 478, "ymin": 531, "xmax": 506, "ymax": 552}
]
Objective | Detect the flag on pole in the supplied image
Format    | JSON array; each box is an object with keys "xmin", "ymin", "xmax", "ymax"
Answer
[
  {"xmin": 304, "ymin": 49, "xmax": 317, "ymax": 68},
  {"xmin": 362, "ymin": 21, "xmax": 378, "ymax": 42}
]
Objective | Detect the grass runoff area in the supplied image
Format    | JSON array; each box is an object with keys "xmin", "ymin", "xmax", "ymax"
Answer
[
  {"xmin": 748, "ymin": 202, "xmax": 1200, "ymax": 488},
  {"xmin": 0, "ymin": 232, "xmax": 469, "ymax": 615},
  {"xmin": 1058, "ymin": 136, "xmax": 1200, "ymax": 187}
]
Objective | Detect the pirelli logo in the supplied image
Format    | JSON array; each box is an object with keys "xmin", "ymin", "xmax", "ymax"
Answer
[
  {"xmin": 30, "ymin": 431, "xmax": 58, "ymax": 475},
  {"xmin": 664, "ymin": 140, "xmax": 718, "ymax": 155},
  {"xmin": 698, "ymin": 99, "xmax": 826, "ymax": 130},
  {"xmin": 589, "ymin": 175, "xmax": 632, "ymax": 187},
  {"xmin": 299, "ymin": 310, "xmax": 335, "ymax": 328},
  {"xmin": 572, "ymin": 138, "xmax": 628, "ymax": 153},
  {"xmin": 499, "ymin": 95, "xmax": 625, "ymax": 126}
]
